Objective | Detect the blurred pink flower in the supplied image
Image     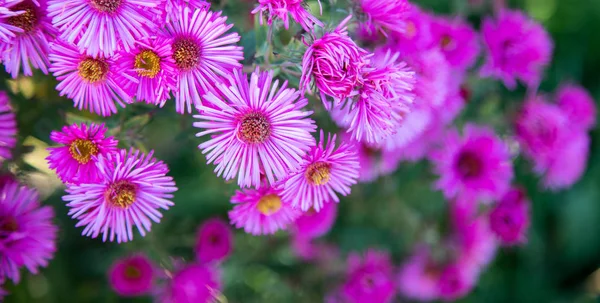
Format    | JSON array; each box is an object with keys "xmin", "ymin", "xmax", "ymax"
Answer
[
  {"xmin": 356, "ymin": 0, "xmax": 410, "ymax": 38},
  {"xmin": 292, "ymin": 200, "xmax": 337, "ymax": 238},
  {"xmin": 429, "ymin": 16, "xmax": 479, "ymax": 70},
  {"xmin": 0, "ymin": 91, "xmax": 17, "ymax": 161},
  {"xmin": 108, "ymin": 254, "xmax": 155, "ymax": 297},
  {"xmin": 162, "ymin": 263, "xmax": 221, "ymax": 303},
  {"xmin": 342, "ymin": 250, "xmax": 396, "ymax": 303},
  {"xmin": 396, "ymin": 248, "xmax": 439, "ymax": 301},
  {"xmin": 542, "ymin": 131, "xmax": 590, "ymax": 190},
  {"xmin": 390, "ymin": 6, "xmax": 433, "ymax": 55},
  {"xmin": 489, "ymin": 188, "xmax": 530, "ymax": 245},
  {"xmin": 195, "ymin": 218, "xmax": 233, "ymax": 263},
  {"xmin": 557, "ymin": 84, "xmax": 597, "ymax": 131},
  {"xmin": 436, "ymin": 264, "xmax": 476, "ymax": 301},
  {"xmin": 252, "ymin": 0, "xmax": 323, "ymax": 32}
]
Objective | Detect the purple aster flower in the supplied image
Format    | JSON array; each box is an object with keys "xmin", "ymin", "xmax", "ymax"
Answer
[
  {"xmin": 292, "ymin": 199, "xmax": 337, "ymax": 238},
  {"xmin": 281, "ymin": 131, "xmax": 359, "ymax": 212},
  {"xmin": 489, "ymin": 187, "xmax": 530, "ymax": 245},
  {"xmin": 229, "ymin": 184, "xmax": 301, "ymax": 235},
  {"xmin": 194, "ymin": 69, "xmax": 316, "ymax": 188},
  {"xmin": 390, "ymin": 6, "xmax": 433, "ymax": 55},
  {"xmin": 116, "ymin": 36, "xmax": 177, "ymax": 106},
  {"xmin": 160, "ymin": 0, "xmax": 210, "ymax": 23},
  {"xmin": 165, "ymin": 7, "xmax": 243, "ymax": 113},
  {"xmin": 396, "ymin": 248, "xmax": 439, "ymax": 301},
  {"xmin": 481, "ymin": 10, "xmax": 553, "ymax": 89},
  {"xmin": 356, "ymin": 0, "xmax": 410, "ymax": 38},
  {"xmin": 431, "ymin": 124, "xmax": 513, "ymax": 202},
  {"xmin": 0, "ymin": 0, "xmax": 55, "ymax": 78},
  {"xmin": 436, "ymin": 264, "xmax": 476, "ymax": 301},
  {"xmin": 47, "ymin": 0, "xmax": 162, "ymax": 57},
  {"xmin": 0, "ymin": 181, "xmax": 57, "ymax": 283},
  {"xmin": 557, "ymin": 84, "xmax": 596, "ymax": 132},
  {"xmin": 161, "ymin": 263, "xmax": 221, "ymax": 303},
  {"xmin": 0, "ymin": 91, "xmax": 16, "ymax": 161},
  {"xmin": 542, "ymin": 131, "xmax": 590, "ymax": 190},
  {"xmin": 342, "ymin": 250, "xmax": 396, "ymax": 303},
  {"xmin": 194, "ymin": 218, "xmax": 233, "ymax": 264},
  {"xmin": 108, "ymin": 254, "xmax": 155, "ymax": 297},
  {"xmin": 0, "ymin": 0, "xmax": 24, "ymax": 43},
  {"xmin": 49, "ymin": 40, "xmax": 135, "ymax": 116},
  {"xmin": 47, "ymin": 123, "xmax": 118, "ymax": 184},
  {"xmin": 252, "ymin": 0, "xmax": 323, "ymax": 32},
  {"xmin": 300, "ymin": 16, "xmax": 369, "ymax": 108},
  {"xmin": 62, "ymin": 148, "xmax": 177, "ymax": 243},
  {"xmin": 429, "ymin": 16, "xmax": 479, "ymax": 70}
]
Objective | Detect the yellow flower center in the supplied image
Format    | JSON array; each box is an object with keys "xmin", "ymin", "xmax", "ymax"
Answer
[
  {"xmin": 305, "ymin": 162, "xmax": 332, "ymax": 186},
  {"xmin": 90, "ymin": 0, "xmax": 123, "ymax": 13},
  {"xmin": 106, "ymin": 181, "xmax": 137, "ymax": 208},
  {"xmin": 172, "ymin": 39, "xmax": 201, "ymax": 70},
  {"xmin": 134, "ymin": 49, "xmax": 161, "ymax": 78},
  {"xmin": 7, "ymin": 3, "xmax": 38, "ymax": 33},
  {"xmin": 257, "ymin": 194, "xmax": 282, "ymax": 216},
  {"xmin": 238, "ymin": 112, "xmax": 271, "ymax": 144},
  {"xmin": 69, "ymin": 139, "xmax": 99, "ymax": 164},
  {"xmin": 78, "ymin": 58, "xmax": 109, "ymax": 83}
]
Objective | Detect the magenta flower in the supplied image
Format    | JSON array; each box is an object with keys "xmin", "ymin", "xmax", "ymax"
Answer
[
  {"xmin": 0, "ymin": 91, "xmax": 16, "ymax": 161},
  {"xmin": 0, "ymin": 181, "xmax": 57, "ymax": 283},
  {"xmin": 300, "ymin": 16, "xmax": 368, "ymax": 107},
  {"xmin": 108, "ymin": 254, "xmax": 155, "ymax": 297},
  {"xmin": 396, "ymin": 248, "xmax": 438, "ymax": 301},
  {"xmin": 542, "ymin": 131, "xmax": 590, "ymax": 190},
  {"xmin": 436, "ymin": 264, "xmax": 475, "ymax": 301},
  {"xmin": 116, "ymin": 37, "xmax": 177, "ymax": 106},
  {"xmin": 0, "ymin": 0, "xmax": 55, "ymax": 78},
  {"xmin": 481, "ymin": 10, "xmax": 553, "ymax": 89},
  {"xmin": 62, "ymin": 149, "xmax": 177, "ymax": 243},
  {"xmin": 47, "ymin": 123, "xmax": 118, "ymax": 184},
  {"xmin": 390, "ymin": 6, "xmax": 433, "ymax": 55},
  {"xmin": 194, "ymin": 218, "xmax": 233, "ymax": 263},
  {"xmin": 194, "ymin": 69, "xmax": 316, "ymax": 188},
  {"xmin": 292, "ymin": 200, "xmax": 337, "ymax": 238},
  {"xmin": 160, "ymin": 0, "xmax": 210, "ymax": 23},
  {"xmin": 252, "ymin": 0, "xmax": 323, "ymax": 32},
  {"xmin": 452, "ymin": 200, "xmax": 497, "ymax": 272},
  {"xmin": 49, "ymin": 40, "xmax": 134, "ymax": 116},
  {"xmin": 47, "ymin": 0, "xmax": 162, "ymax": 57},
  {"xmin": 429, "ymin": 16, "xmax": 479, "ymax": 70},
  {"xmin": 489, "ymin": 188, "xmax": 530, "ymax": 245},
  {"xmin": 356, "ymin": 0, "xmax": 410, "ymax": 38},
  {"xmin": 557, "ymin": 84, "xmax": 597, "ymax": 131},
  {"xmin": 162, "ymin": 263, "xmax": 221, "ymax": 303},
  {"xmin": 342, "ymin": 250, "xmax": 396, "ymax": 303},
  {"xmin": 165, "ymin": 7, "xmax": 243, "ymax": 113},
  {"xmin": 0, "ymin": 0, "xmax": 23, "ymax": 43},
  {"xmin": 431, "ymin": 124, "xmax": 513, "ymax": 202},
  {"xmin": 281, "ymin": 131, "xmax": 359, "ymax": 212},
  {"xmin": 291, "ymin": 235, "xmax": 339, "ymax": 262},
  {"xmin": 229, "ymin": 185, "xmax": 301, "ymax": 235}
]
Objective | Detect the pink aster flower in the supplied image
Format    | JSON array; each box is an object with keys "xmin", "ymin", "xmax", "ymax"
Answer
[
  {"xmin": 291, "ymin": 235, "xmax": 339, "ymax": 262},
  {"xmin": 281, "ymin": 131, "xmax": 359, "ymax": 212},
  {"xmin": 342, "ymin": 250, "xmax": 396, "ymax": 303},
  {"xmin": 116, "ymin": 37, "xmax": 177, "ymax": 106},
  {"xmin": 300, "ymin": 16, "xmax": 368, "ymax": 107},
  {"xmin": 229, "ymin": 184, "xmax": 301, "ymax": 235},
  {"xmin": 436, "ymin": 264, "xmax": 476, "ymax": 301},
  {"xmin": 47, "ymin": 123, "xmax": 118, "ymax": 184},
  {"xmin": 161, "ymin": 263, "xmax": 221, "ymax": 303},
  {"xmin": 557, "ymin": 84, "xmax": 597, "ymax": 131},
  {"xmin": 0, "ymin": 181, "xmax": 57, "ymax": 283},
  {"xmin": 194, "ymin": 69, "xmax": 316, "ymax": 188},
  {"xmin": 165, "ymin": 7, "xmax": 243, "ymax": 113},
  {"xmin": 481, "ymin": 9, "xmax": 553, "ymax": 89},
  {"xmin": 451, "ymin": 200, "xmax": 497, "ymax": 271},
  {"xmin": 292, "ymin": 200, "xmax": 337, "ymax": 238},
  {"xmin": 62, "ymin": 149, "xmax": 177, "ymax": 243},
  {"xmin": 0, "ymin": 0, "xmax": 23, "ymax": 43},
  {"xmin": 252, "ymin": 0, "xmax": 323, "ymax": 32},
  {"xmin": 356, "ymin": 0, "xmax": 409, "ymax": 38},
  {"xmin": 194, "ymin": 218, "xmax": 233, "ymax": 263},
  {"xmin": 108, "ymin": 254, "xmax": 155, "ymax": 297},
  {"xmin": 429, "ymin": 16, "xmax": 479, "ymax": 70},
  {"xmin": 489, "ymin": 188, "xmax": 530, "ymax": 245},
  {"xmin": 396, "ymin": 248, "xmax": 439, "ymax": 301},
  {"xmin": 542, "ymin": 131, "xmax": 590, "ymax": 190},
  {"xmin": 431, "ymin": 124, "xmax": 513, "ymax": 203},
  {"xmin": 390, "ymin": 6, "xmax": 433, "ymax": 55},
  {"xmin": 49, "ymin": 40, "xmax": 134, "ymax": 116},
  {"xmin": 0, "ymin": 0, "xmax": 55, "ymax": 78},
  {"xmin": 0, "ymin": 91, "xmax": 16, "ymax": 161},
  {"xmin": 160, "ymin": 0, "xmax": 210, "ymax": 23},
  {"xmin": 47, "ymin": 0, "xmax": 162, "ymax": 57}
]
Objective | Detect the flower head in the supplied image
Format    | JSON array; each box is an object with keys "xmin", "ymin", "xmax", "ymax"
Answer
[
  {"xmin": 489, "ymin": 188, "xmax": 530, "ymax": 245},
  {"xmin": 62, "ymin": 149, "xmax": 177, "ymax": 243},
  {"xmin": 542, "ymin": 131, "xmax": 590, "ymax": 190},
  {"xmin": 116, "ymin": 37, "xmax": 177, "ymax": 106},
  {"xmin": 396, "ymin": 248, "xmax": 438, "ymax": 301},
  {"xmin": 0, "ymin": 0, "xmax": 55, "ymax": 78},
  {"xmin": 0, "ymin": 91, "xmax": 17, "ymax": 161},
  {"xmin": 47, "ymin": 0, "xmax": 163, "ymax": 57},
  {"xmin": 165, "ymin": 7, "xmax": 243, "ymax": 113},
  {"xmin": 49, "ymin": 40, "xmax": 134, "ymax": 116},
  {"xmin": 356, "ymin": 0, "xmax": 410, "ymax": 38},
  {"xmin": 47, "ymin": 123, "xmax": 118, "ymax": 184},
  {"xmin": 429, "ymin": 16, "xmax": 479, "ymax": 70},
  {"xmin": 281, "ymin": 131, "xmax": 359, "ymax": 211},
  {"xmin": 431, "ymin": 124, "xmax": 513, "ymax": 202},
  {"xmin": 481, "ymin": 10, "xmax": 553, "ymax": 89},
  {"xmin": 252, "ymin": 0, "xmax": 323, "ymax": 32},
  {"xmin": 342, "ymin": 250, "xmax": 396, "ymax": 303},
  {"xmin": 195, "ymin": 218, "xmax": 233, "ymax": 263},
  {"xmin": 436, "ymin": 264, "xmax": 475, "ymax": 301},
  {"xmin": 0, "ymin": 181, "xmax": 57, "ymax": 283},
  {"xmin": 194, "ymin": 69, "xmax": 316, "ymax": 188},
  {"xmin": 557, "ymin": 84, "xmax": 596, "ymax": 131},
  {"xmin": 230, "ymin": 185, "xmax": 301, "ymax": 235},
  {"xmin": 162, "ymin": 263, "xmax": 221, "ymax": 303},
  {"xmin": 292, "ymin": 200, "xmax": 337, "ymax": 238},
  {"xmin": 108, "ymin": 254, "xmax": 155, "ymax": 297}
]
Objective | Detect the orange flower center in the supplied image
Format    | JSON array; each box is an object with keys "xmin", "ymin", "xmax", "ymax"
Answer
[
  {"xmin": 238, "ymin": 112, "xmax": 271, "ymax": 144},
  {"xmin": 172, "ymin": 39, "xmax": 201, "ymax": 70},
  {"xmin": 305, "ymin": 162, "xmax": 331, "ymax": 186},
  {"xmin": 106, "ymin": 181, "xmax": 137, "ymax": 208},
  {"xmin": 69, "ymin": 139, "xmax": 99, "ymax": 164},
  {"xmin": 257, "ymin": 194, "xmax": 282, "ymax": 216},
  {"xmin": 78, "ymin": 58, "xmax": 109, "ymax": 83},
  {"xmin": 134, "ymin": 49, "xmax": 161, "ymax": 78}
]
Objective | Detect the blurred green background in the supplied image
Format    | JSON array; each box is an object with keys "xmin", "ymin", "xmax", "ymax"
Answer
[{"xmin": 2, "ymin": 0, "xmax": 600, "ymax": 302}]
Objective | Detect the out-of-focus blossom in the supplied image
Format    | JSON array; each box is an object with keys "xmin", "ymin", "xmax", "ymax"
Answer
[
  {"xmin": 0, "ymin": 91, "xmax": 17, "ymax": 162},
  {"xmin": 47, "ymin": 123, "xmax": 118, "ymax": 184},
  {"xmin": 489, "ymin": 188, "xmax": 530, "ymax": 245},
  {"xmin": 436, "ymin": 264, "xmax": 475, "ymax": 301},
  {"xmin": 291, "ymin": 235, "xmax": 339, "ymax": 262},
  {"xmin": 281, "ymin": 131, "xmax": 359, "ymax": 212},
  {"xmin": 195, "ymin": 218, "xmax": 233, "ymax": 263},
  {"xmin": 0, "ymin": 181, "xmax": 57, "ymax": 283},
  {"xmin": 429, "ymin": 16, "xmax": 479, "ymax": 70},
  {"xmin": 63, "ymin": 149, "xmax": 177, "ymax": 243},
  {"xmin": 292, "ymin": 200, "xmax": 337, "ymax": 238},
  {"xmin": 108, "ymin": 254, "xmax": 155, "ymax": 297},
  {"xmin": 542, "ymin": 131, "xmax": 590, "ymax": 190},
  {"xmin": 165, "ymin": 7, "xmax": 243, "ymax": 113},
  {"xmin": 390, "ymin": 6, "xmax": 433, "ymax": 55},
  {"xmin": 481, "ymin": 10, "xmax": 553, "ymax": 89},
  {"xmin": 556, "ymin": 84, "xmax": 596, "ymax": 131},
  {"xmin": 356, "ymin": 0, "xmax": 410, "ymax": 38},
  {"xmin": 252, "ymin": 0, "xmax": 323, "ymax": 32},
  {"xmin": 161, "ymin": 263, "xmax": 221, "ymax": 303},
  {"xmin": 194, "ymin": 69, "xmax": 316, "ymax": 188},
  {"xmin": 396, "ymin": 248, "xmax": 439, "ymax": 301},
  {"xmin": 342, "ymin": 250, "xmax": 396, "ymax": 303}
]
